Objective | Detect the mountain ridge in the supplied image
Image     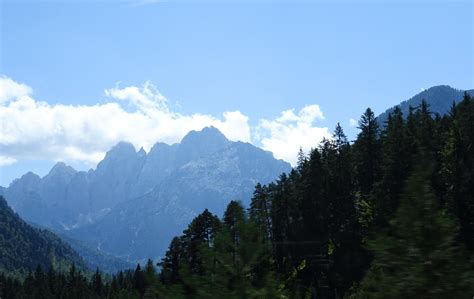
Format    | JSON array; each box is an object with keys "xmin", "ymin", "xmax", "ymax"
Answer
[
  {"xmin": 2, "ymin": 126, "xmax": 291, "ymax": 264},
  {"xmin": 377, "ymin": 85, "xmax": 473, "ymax": 125}
]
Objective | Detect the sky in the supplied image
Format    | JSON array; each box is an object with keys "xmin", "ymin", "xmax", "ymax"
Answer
[{"xmin": 0, "ymin": 0, "xmax": 473, "ymax": 187}]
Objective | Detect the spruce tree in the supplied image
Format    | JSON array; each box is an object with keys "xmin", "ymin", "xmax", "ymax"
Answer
[
  {"xmin": 159, "ymin": 237, "xmax": 183, "ymax": 285},
  {"xmin": 249, "ymin": 183, "xmax": 272, "ymax": 242},
  {"xmin": 91, "ymin": 268, "xmax": 103, "ymax": 297},
  {"xmin": 354, "ymin": 108, "xmax": 381, "ymax": 198},
  {"xmin": 352, "ymin": 161, "xmax": 474, "ymax": 298},
  {"xmin": 374, "ymin": 106, "xmax": 409, "ymax": 227}
]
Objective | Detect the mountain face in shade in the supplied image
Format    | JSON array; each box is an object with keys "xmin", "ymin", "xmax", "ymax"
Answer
[
  {"xmin": 130, "ymin": 126, "xmax": 231, "ymax": 197},
  {"xmin": 2, "ymin": 126, "xmax": 291, "ymax": 264},
  {"xmin": 377, "ymin": 85, "xmax": 474, "ymax": 125},
  {"xmin": 0, "ymin": 196, "xmax": 85, "ymax": 272},
  {"xmin": 69, "ymin": 140, "xmax": 290, "ymax": 261}
]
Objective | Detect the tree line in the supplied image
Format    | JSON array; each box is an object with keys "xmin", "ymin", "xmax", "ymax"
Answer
[{"xmin": 1, "ymin": 93, "xmax": 474, "ymax": 298}]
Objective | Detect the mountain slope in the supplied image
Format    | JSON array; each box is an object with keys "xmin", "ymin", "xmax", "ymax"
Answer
[
  {"xmin": 377, "ymin": 85, "xmax": 474, "ymax": 125},
  {"xmin": 68, "ymin": 140, "xmax": 287, "ymax": 261},
  {"xmin": 57, "ymin": 234, "xmax": 134, "ymax": 273},
  {"xmin": 0, "ymin": 196, "xmax": 85, "ymax": 272},
  {"xmin": 69, "ymin": 138, "xmax": 291, "ymax": 261},
  {"xmin": 3, "ymin": 127, "xmax": 291, "ymax": 263}
]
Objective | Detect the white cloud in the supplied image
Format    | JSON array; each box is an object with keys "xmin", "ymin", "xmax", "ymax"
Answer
[
  {"xmin": 0, "ymin": 76, "xmax": 32, "ymax": 104},
  {"xmin": 349, "ymin": 118, "xmax": 358, "ymax": 127},
  {"xmin": 0, "ymin": 156, "xmax": 17, "ymax": 166},
  {"xmin": 256, "ymin": 105, "xmax": 331, "ymax": 165},
  {"xmin": 0, "ymin": 77, "xmax": 251, "ymax": 166},
  {"xmin": 0, "ymin": 76, "xmax": 330, "ymax": 168},
  {"xmin": 104, "ymin": 81, "xmax": 169, "ymax": 114}
]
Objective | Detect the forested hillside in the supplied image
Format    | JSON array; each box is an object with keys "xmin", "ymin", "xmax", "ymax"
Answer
[
  {"xmin": 1, "ymin": 93, "xmax": 473, "ymax": 298},
  {"xmin": 0, "ymin": 197, "xmax": 86, "ymax": 273}
]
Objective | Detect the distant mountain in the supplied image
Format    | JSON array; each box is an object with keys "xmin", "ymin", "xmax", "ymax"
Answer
[
  {"xmin": 0, "ymin": 196, "xmax": 85, "ymax": 272},
  {"xmin": 3, "ymin": 126, "xmax": 291, "ymax": 264},
  {"xmin": 57, "ymin": 233, "xmax": 134, "ymax": 273},
  {"xmin": 69, "ymin": 139, "xmax": 290, "ymax": 261},
  {"xmin": 377, "ymin": 85, "xmax": 474, "ymax": 125}
]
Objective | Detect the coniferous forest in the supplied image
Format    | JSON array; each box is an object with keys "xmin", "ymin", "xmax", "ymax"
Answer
[{"xmin": 1, "ymin": 93, "xmax": 474, "ymax": 298}]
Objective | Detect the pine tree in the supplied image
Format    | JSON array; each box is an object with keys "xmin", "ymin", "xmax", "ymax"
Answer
[
  {"xmin": 374, "ymin": 106, "xmax": 410, "ymax": 227},
  {"xmin": 133, "ymin": 264, "xmax": 146, "ymax": 296},
  {"xmin": 91, "ymin": 268, "xmax": 103, "ymax": 297},
  {"xmin": 351, "ymin": 161, "xmax": 474, "ymax": 298},
  {"xmin": 204, "ymin": 201, "xmax": 284, "ymax": 298},
  {"xmin": 249, "ymin": 183, "xmax": 272, "ymax": 242},
  {"xmin": 181, "ymin": 209, "xmax": 221, "ymax": 275},
  {"xmin": 223, "ymin": 200, "xmax": 246, "ymax": 251},
  {"xmin": 354, "ymin": 108, "xmax": 381, "ymax": 198},
  {"xmin": 144, "ymin": 258, "xmax": 156, "ymax": 286},
  {"xmin": 441, "ymin": 93, "xmax": 474, "ymax": 249},
  {"xmin": 159, "ymin": 237, "xmax": 183, "ymax": 285}
]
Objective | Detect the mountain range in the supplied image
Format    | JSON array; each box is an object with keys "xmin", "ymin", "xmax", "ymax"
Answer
[
  {"xmin": 1, "ymin": 85, "xmax": 473, "ymax": 269},
  {"xmin": 1, "ymin": 126, "xmax": 291, "ymax": 263}
]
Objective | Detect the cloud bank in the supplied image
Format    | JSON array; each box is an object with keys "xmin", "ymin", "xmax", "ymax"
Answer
[
  {"xmin": 257, "ymin": 106, "xmax": 331, "ymax": 164},
  {"xmin": 0, "ymin": 76, "xmax": 330, "ymax": 167}
]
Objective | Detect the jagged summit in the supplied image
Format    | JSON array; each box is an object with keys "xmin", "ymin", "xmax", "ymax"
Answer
[
  {"xmin": 100, "ymin": 127, "xmax": 229, "ymax": 161},
  {"xmin": 4, "ymin": 125, "xmax": 291, "ymax": 261},
  {"xmin": 9, "ymin": 171, "xmax": 41, "ymax": 188},
  {"xmin": 177, "ymin": 126, "xmax": 231, "ymax": 165},
  {"xmin": 180, "ymin": 126, "xmax": 229, "ymax": 146},
  {"xmin": 105, "ymin": 141, "xmax": 138, "ymax": 158},
  {"xmin": 46, "ymin": 162, "xmax": 77, "ymax": 178},
  {"xmin": 137, "ymin": 147, "xmax": 146, "ymax": 157},
  {"xmin": 149, "ymin": 141, "xmax": 173, "ymax": 153}
]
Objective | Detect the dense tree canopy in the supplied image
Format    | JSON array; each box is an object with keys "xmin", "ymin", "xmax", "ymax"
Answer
[{"xmin": 2, "ymin": 94, "xmax": 474, "ymax": 298}]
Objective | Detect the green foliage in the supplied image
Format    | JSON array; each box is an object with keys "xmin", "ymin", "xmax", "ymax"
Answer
[
  {"xmin": 154, "ymin": 202, "xmax": 286, "ymax": 298},
  {"xmin": 0, "ymin": 263, "xmax": 147, "ymax": 299},
  {"xmin": 2, "ymin": 94, "xmax": 474, "ymax": 299},
  {"xmin": 353, "ymin": 108, "xmax": 381, "ymax": 198},
  {"xmin": 0, "ymin": 196, "xmax": 86, "ymax": 272},
  {"xmin": 350, "ymin": 162, "xmax": 474, "ymax": 298},
  {"xmin": 440, "ymin": 93, "xmax": 474, "ymax": 249}
]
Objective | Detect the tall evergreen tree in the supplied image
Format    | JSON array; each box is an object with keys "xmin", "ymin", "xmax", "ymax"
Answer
[
  {"xmin": 159, "ymin": 237, "xmax": 183, "ymax": 285},
  {"xmin": 181, "ymin": 209, "xmax": 221, "ymax": 275},
  {"xmin": 374, "ymin": 106, "xmax": 410, "ymax": 227},
  {"xmin": 133, "ymin": 264, "xmax": 146, "ymax": 296},
  {"xmin": 249, "ymin": 183, "xmax": 272, "ymax": 242},
  {"xmin": 354, "ymin": 108, "xmax": 381, "ymax": 199},
  {"xmin": 91, "ymin": 268, "xmax": 103, "ymax": 297},
  {"xmin": 441, "ymin": 93, "xmax": 474, "ymax": 249},
  {"xmin": 351, "ymin": 161, "xmax": 474, "ymax": 298}
]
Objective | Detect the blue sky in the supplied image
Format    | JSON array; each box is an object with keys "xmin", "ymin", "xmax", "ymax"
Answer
[{"xmin": 0, "ymin": 0, "xmax": 473, "ymax": 186}]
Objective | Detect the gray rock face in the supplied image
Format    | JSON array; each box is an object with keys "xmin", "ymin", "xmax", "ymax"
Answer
[
  {"xmin": 89, "ymin": 141, "xmax": 147, "ymax": 210},
  {"xmin": 40, "ymin": 162, "xmax": 77, "ymax": 207},
  {"xmin": 2, "ymin": 126, "xmax": 291, "ymax": 263}
]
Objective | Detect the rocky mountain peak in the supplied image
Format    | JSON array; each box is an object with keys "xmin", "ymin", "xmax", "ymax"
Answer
[
  {"xmin": 105, "ymin": 141, "xmax": 138, "ymax": 159},
  {"xmin": 46, "ymin": 162, "xmax": 77, "ymax": 178},
  {"xmin": 180, "ymin": 126, "xmax": 229, "ymax": 148},
  {"xmin": 9, "ymin": 171, "xmax": 41, "ymax": 190}
]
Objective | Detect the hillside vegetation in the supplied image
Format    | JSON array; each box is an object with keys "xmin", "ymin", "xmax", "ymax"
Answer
[{"xmin": 1, "ymin": 92, "xmax": 474, "ymax": 298}]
